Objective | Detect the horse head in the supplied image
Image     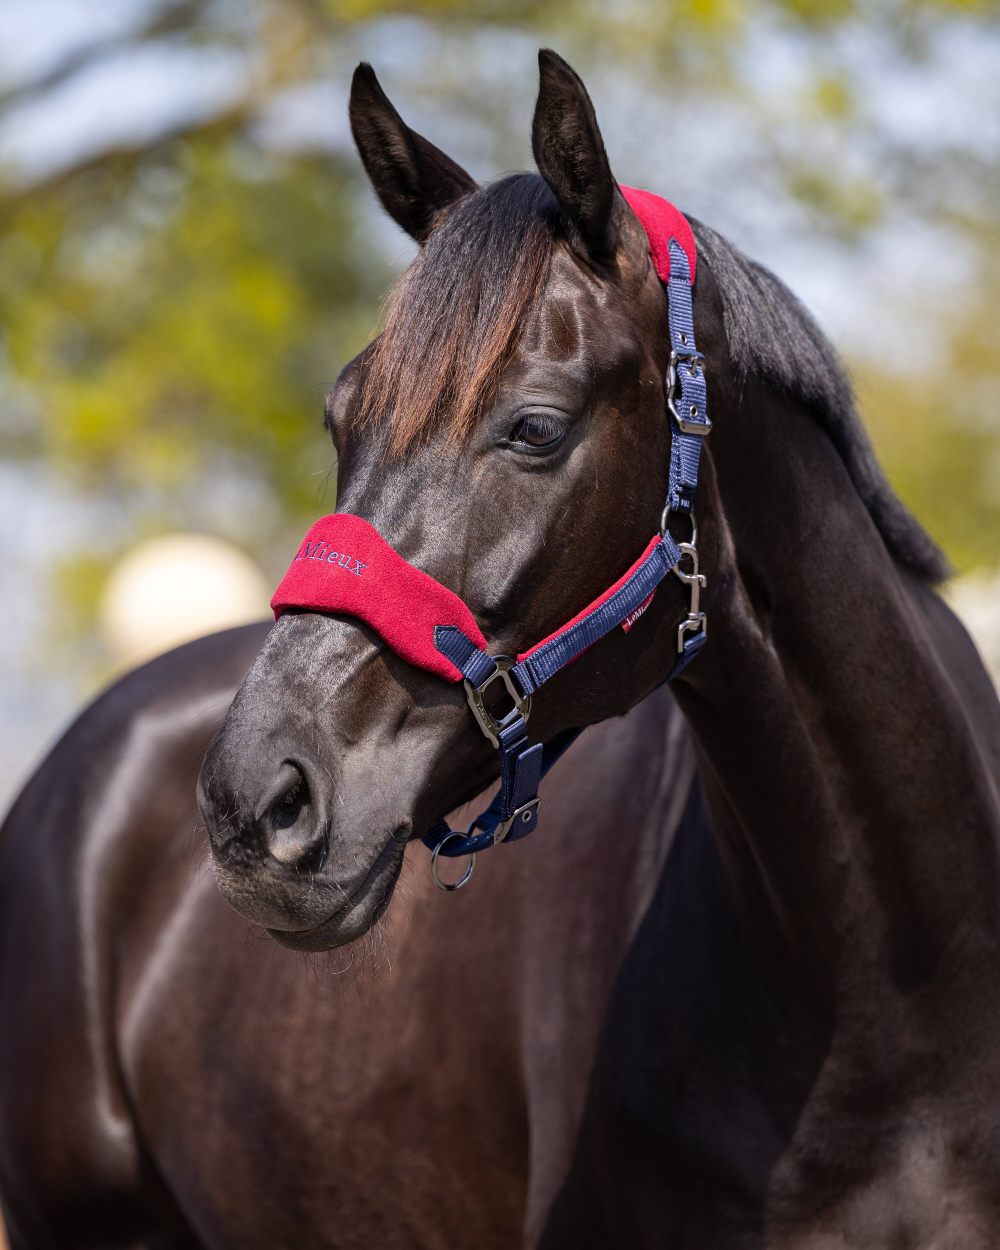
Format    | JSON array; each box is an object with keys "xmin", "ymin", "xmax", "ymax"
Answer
[{"xmin": 197, "ymin": 51, "xmax": 721, "ymax": 950}]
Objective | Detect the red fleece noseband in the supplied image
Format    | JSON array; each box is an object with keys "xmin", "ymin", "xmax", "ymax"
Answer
[{"xmin": 270, "ymin": 514, "xmax": 488, "ymax": 682}]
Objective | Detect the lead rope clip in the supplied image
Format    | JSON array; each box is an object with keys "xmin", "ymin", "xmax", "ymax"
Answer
[{"xmin": 673, "ymin": 538, "xmax": 707, "ymax": 653}]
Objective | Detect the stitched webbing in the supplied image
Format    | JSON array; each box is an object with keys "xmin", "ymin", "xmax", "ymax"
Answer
[
  {"xmin": 513, "ymin": 532, "xmax": 681, "ymax": 696},
  {"xmin": 665, "ymin": 240, "xmax": 709, "ymax": 513}
]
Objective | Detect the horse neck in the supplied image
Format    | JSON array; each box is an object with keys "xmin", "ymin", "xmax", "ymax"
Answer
[{"xmin": 671, "ymin": 374, "xmax": 1000, "ymax": 990}]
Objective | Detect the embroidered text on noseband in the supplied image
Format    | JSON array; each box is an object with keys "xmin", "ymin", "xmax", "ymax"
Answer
[{"xmin": 296, "ymin": 543, "xmax": 367, "ymax": 577}]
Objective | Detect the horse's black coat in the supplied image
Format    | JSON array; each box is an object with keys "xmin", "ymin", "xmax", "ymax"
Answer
[{"xmin": 0, "ymin": 48, "xmax": 997, "ymax": 1250}]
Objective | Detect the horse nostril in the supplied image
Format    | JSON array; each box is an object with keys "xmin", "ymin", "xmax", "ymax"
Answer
[
  {"xmin": 263, "ymin": 762, "xmax": 328, "ymax": 872},
  {"xmin": 271, "ymin": 765, "xmax": 308, "ymax": 832}
]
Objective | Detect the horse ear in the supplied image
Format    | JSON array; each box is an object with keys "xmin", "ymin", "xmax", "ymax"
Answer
[
  {"xmin": 349, "ymin": 63, "xmax": 477, "ymax": 243},
  {"xmin": 531, "ymin": 50, "xmax": 618, "ymax": 261}
]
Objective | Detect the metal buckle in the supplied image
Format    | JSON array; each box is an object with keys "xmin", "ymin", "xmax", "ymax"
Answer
[
  {"xmin": 428, "ymin": 792, "xmax": 540, "ymax": 891},
  {"xmin": 672, "ymin": 540, "xmax": 708, "ymax": 654},
  {"xmin": 666, "ymin": 349, "xmax": 712, "ymax": 437},
  {"xmin": 669, "ymin": 346, "xmax": 705, "ymax": 369},
  {"xmin": 463, "ymin": 656, "xmax": 531, "ymax": 748},
  {"xmin": 673, "ymin": 406, "xmax": 713, "ymax": 437}
]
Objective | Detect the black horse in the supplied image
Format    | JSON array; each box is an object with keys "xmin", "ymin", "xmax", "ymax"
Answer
[{"xmin": 3, "ymin": 49, "xmax": 999, "ymax": 1249}]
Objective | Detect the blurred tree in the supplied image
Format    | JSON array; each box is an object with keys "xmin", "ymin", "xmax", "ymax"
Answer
[
  {"xmin": 0, "ymin": 0, "xmax": 997, "ymax": 589},
  {"xmin": 859, "ymin": 219, "xmax": 1000, "ymax": 574},
  {"xmin": 2, "ymin": 140, "xmax": 378, "ymax": 511}
]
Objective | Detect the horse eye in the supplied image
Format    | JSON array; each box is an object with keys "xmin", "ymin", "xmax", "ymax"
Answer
[{"xmin": 508, "ymin": 413, "xmax": 567, "ymax": 453}]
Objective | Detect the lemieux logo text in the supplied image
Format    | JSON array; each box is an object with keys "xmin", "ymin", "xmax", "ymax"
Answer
[
  {"xmin": 295, "ymin": 541, "xmax": 367, "ymax": 577},
  {"xmin": 621, "ymin": 591, "xmax": 655, "ymax": 633}
]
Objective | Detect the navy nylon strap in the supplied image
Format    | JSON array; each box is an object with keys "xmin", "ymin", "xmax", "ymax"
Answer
[
  {"xmin": 512, "ymin": 532, "xmax": 681, "ymax": 697},
  {"xmin": 434, "ymin": 625, "xmax": 497, "ymax": 686},
  {"xmin": 496, "ymin": 716, "xmax": 542, "ymax": 834},
  {"xmin": 422, "ymin": 729, "xmax": 581, "ymax": 858},
  {"xmin": 665, "ymin": 240, "xmax": 710, "ymax": 514}
]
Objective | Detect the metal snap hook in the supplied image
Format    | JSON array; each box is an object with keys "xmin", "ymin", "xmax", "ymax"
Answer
[
  {"xmin": 430, "ymin": 832, "xmax": 477, "ymax": 893},
  {"xmin": 669, "ymin": 521, "xmax": 707, "ymax": 652}
]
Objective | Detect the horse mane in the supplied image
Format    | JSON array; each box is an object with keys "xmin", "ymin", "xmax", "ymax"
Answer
[
  {"xmin": 689, "ymin": 219, "xmax": 949, "ymax": 583},
  {"xmin": 354, "ymin": 170, "xmax": 948, "ymax": 584}
]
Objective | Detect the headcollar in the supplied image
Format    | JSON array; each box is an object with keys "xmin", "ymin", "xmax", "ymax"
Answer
[{"xmin": 271, "ymin": 187, "xmax": 711, "ymax": 889}]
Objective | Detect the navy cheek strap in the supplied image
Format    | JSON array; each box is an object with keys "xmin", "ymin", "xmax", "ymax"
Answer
[{"xmin": 423, "ymin": 237, "xmax": 710, "ymax": 889}]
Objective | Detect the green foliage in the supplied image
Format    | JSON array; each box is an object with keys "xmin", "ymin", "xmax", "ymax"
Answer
[
  {"xmin": 865, "ymin": 364, "xmax": 1000, "ymax": 576},
  {"xmin": 860, "ymin": 225, "xmax": 1000, "ymax": 574},
  {"xmin": 0, "ymin": 139, "xmax": 387, "ymax": 542}
]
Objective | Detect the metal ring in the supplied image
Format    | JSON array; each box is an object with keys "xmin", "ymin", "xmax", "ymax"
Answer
[
  {"xmin": 430, "ymin": 833, "xmax": 477, "ymax": 893},
  {"xmin": 660, "ymin": 505, "xmax": 699, "ymax": 547}
]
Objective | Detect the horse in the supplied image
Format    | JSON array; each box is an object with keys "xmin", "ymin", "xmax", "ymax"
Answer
[{"xmin": 2, "ymin": 46, "xmax": 998, "ymax": 1249}]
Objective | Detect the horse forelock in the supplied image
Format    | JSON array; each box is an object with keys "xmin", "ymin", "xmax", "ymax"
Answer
[{"xmin": 353, "ymin": 173, "xmax": 559, "ymax": 456}]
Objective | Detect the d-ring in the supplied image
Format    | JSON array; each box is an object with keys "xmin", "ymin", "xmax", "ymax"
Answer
[{"xmin": 430, "ymin": 833, "xmax": 477, "ymax": 893}]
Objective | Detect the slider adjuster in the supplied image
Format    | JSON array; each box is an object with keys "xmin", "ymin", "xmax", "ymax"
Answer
[
  {"xmin": 490, "ymin": 797, "xmax": 540, "ymax": 846},
  {"xmin": 463, "ymin": 656, "xmax": 531, "ymax": 748}
]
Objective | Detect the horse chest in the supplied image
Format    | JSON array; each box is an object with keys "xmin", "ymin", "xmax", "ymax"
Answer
[
  {"xmin": 539, "ymin": 835, "xmax": 1000, "ymax": 1250},
  {"xmin": 547, "ymin": 1040, "xmax": 1000, "ymax": 1250},
  {"xmin": 763, "ymin": 1117, "xmax": 1000, "ymax": 1250}
]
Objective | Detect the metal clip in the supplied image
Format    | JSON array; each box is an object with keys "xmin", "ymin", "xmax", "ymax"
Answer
[
  {"xmin": 677, "ymin": 614, "xmax": 707, "ymax": 651},
  {"xmin": 463, "ymin": 657, "xmax": 531, "ymax": 748},
  {"xmin": 672, "ymin": 541, "xmax": 708, "ymax": 653}
]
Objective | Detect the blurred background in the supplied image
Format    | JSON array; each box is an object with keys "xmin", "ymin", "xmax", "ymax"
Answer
[{"xmin": 1, "ymin": 0, "xmax": 998, "ymax": 815}]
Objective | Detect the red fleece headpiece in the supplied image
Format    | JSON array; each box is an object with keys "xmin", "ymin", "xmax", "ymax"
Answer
[{"xmin": 619, "ymin": 186, "xmax": 696, "ymax": 285}]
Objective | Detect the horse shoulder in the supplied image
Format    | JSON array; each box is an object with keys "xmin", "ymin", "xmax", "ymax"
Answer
[{"xmin": 0, "ymin": 623, "xmax": 267, "ymax": 1246}]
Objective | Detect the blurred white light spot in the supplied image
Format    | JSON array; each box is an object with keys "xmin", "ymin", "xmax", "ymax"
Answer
[{"xmin": 100, "ymin": 533, "xmax": 269, "ymax": 668}]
